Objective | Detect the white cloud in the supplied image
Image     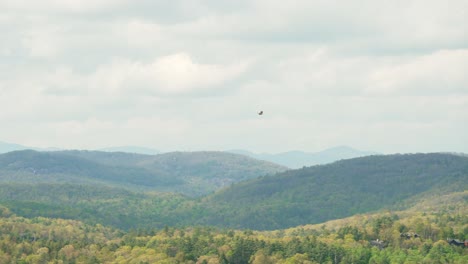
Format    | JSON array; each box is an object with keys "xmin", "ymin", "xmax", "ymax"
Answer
[
  {"xmin": 367, "ymin": 49, "xmax": 468, "ymax": 95},
  {"xmin": 0, "ymin": 0, "xmax": 467, "ymax": 153},
  {"xmin": 22, "ymin": 116, "xmax": 191, "ymax": 150},
  {"xmin": 21, "ymin": 25, "xmax": 64, "ymax": 57},
  {"xmin": 89, "ymin": 53, "xmax": 249, "ymax": 95},
  {"xmin": 120, "ymin": 19, "xmax": 164, "ymax": 48},
  {"xmin": 0, "ymin": 0, "xmax": 128, "ymax": 12}
]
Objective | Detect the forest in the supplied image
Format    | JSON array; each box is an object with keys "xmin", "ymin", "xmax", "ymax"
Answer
[
  {"xmin": 0, "ymin": 201, "xmax": 467, "ymax": 264},
  {"xmin": 0, "ymin": 152, "xmax": 466, "ymax": 263},
  {"xmin": 0, "ymin": 150, "xmax": 286, "ymax": 197},
  {"xmin": 0, "ymin": 153, "xmax": 466, "ymax": 231}
]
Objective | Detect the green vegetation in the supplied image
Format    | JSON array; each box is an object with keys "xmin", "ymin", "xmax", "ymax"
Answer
[
  {"xmin": 0, "ymin": 151, "xmax": 468, "ymax": 264},
  {"xmin": 197, "ymin": 153, "xmax": 468, "ymax": 229},
  {"xmin": 0, "ymin": 152, "xmax": 466, "ymax": 263},
  {"xmin": 0, "ymin": 153, "xmax": 466, "ymax": 232},
  {"xmin": 0, "ymin": 183, "xmax": 191, "ymax": 230},
  {"xmin": 0, "ymin": 201, "xmax": 466, "ymax": 264},
  {"xmin": 0, "ymin": 150, "xmax": 286, "ymax": 196}
]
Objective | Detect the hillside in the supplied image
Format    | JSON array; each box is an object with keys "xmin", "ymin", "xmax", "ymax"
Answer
[
  {"xmin": 196, "ymin": 153, "xmax": 468, "ymax": 229},
  {"xmin": 0, "ymin": 150, "xmax": 180, "ymax": 188},
  {"xmin": 98, "ymin": 145, "xmax": 161, "ymax": 155},
  {"xmin": 59, "ymin": 150, "xmax": 288, "ymax": 195},
  {"xmin": 0, "ymin": 183, "xmax": 189, "ymax": 230},
  {"xmin": 0, "ymin": 153, "xmax": 466, "ymax": 232},
  {"xmin": 0, "ymin": 193, "xmax": 466, "ymax": 264},
  {"xmin": 280, "ymin": 190, "xmax": 468, "ymax": 235},
  {"xmin": 0, "ymin": 150, "xmax": 287, "ymax": 196},
  {"xmin": 230, "ymin": 146, "xmax": 378, "ymax": 168}
]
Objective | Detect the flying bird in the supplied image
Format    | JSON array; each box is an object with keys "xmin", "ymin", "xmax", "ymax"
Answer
[{"xmin": 258, "ymin": 111, "xmax": 263, "ymax": 115}]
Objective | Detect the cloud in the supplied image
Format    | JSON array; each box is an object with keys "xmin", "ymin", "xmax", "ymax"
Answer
[
  {"xmin": 120, "ymin": 19, "xmax": 164, "ymax": 48},
  {"xmin": 0, "ymin": 0, "xmax": 128, "ymax": 13},
  {"xmin": 88, "ymin": 53, "xmax": 249, "ymax": 96},
  {"xmin": 171, "ymin": 0, "xmax": 468, "ymax": 55},
  {"xmin": 21, "ymin": 116, "xmax": 191, "ymax": 150},
  {"xmin": 15, "ymin": 53, "xmax": 250, "ymax": 98},
  {"xmin": 21, "ymin": 25, "xmax": 65, "ymax": 57},
  {"xmin": 367, "ymin": 49, "xmax": 468, "ymax": 96},
  {"xmin": 0, "ymin": 0, "xmax": 467, "ymax": 153}
]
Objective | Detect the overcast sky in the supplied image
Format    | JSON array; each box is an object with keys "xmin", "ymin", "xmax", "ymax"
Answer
[{"xmin": 0, "ymin": 0, "xmax": 467, "ymax": 153}]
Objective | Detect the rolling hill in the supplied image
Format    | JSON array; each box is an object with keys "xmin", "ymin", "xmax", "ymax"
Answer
[
  {"xmin": 0, "ymin": 150, "xmax": 287, "ymax": 196},
  {"xmin": 98, "ymin": 146, "xmax": 161, "ymax": 155},
  {"xmin": 279, "ymin": 190, "xmax": 468, "ymax": 235},
  {"xmin": 195, "ymin": 153, "xmax": 468, "ymax": 229},
  {"xmin": 1, "ymin": 191, "xmax": 466, "ymax": 264},
  {"xmin": 229, "ymin": 146, "xmax": 378, "ymax": 168},
  {"xmin": 0, "ymin": 153, "xmax": 466, "ymax": 231}
]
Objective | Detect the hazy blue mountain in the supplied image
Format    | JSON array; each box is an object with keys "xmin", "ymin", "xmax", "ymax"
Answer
[
  {"xmin": 0, "ymin": 150, "xmax": 179, "ymax": 188},
  {"xmin": 0, "ymin": 141, "xmax": 30, "ymax": 153},
  {"xmin": 98, "ymin": 146, "xmax": 161, "ymax": 155},
  {"xmin": 229, "ymin": 146, "xmax": 378, "ymax": 168},
  {"xmin": 0, "ymin": 141, "xmax": 62, "ymax": 153},
  {"xmin": 0, "ymin": 150, "xmax": 287, "ymax": 196}
]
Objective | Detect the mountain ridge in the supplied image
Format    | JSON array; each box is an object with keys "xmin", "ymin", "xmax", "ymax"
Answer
[
  {"xmin": 0, "ymin": 149, "xmax": 287, "ymax": 196},
  {"xmin": 196, "ymin": 153, "xmax": 468, "ymax": 229},
  {"xmin": 228, "ymin": 146, "xmax": 378, "ymax": 168},
  {"xmin": 2, "ymin": 140, "xmax": 379, "ymax": 169},
  {"xmin": 0, "ymin": 152, "xmax": 466, "ymax": 231}
]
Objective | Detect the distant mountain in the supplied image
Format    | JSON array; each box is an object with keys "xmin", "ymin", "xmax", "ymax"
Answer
[
  {"xmin": 1, "ymin": 141, "xmax": 162, "ymax": 155},
  {"xmin": 67, "ymin": 150, "xmax": 287, "ymax": 196},
  {"xmin": 98, "ymin": 146, "xmax": 161, "ymax": 155},
  {"xmin": 0, "ymin": 141, "xmax": 62, "ymax": 153},
  {"xmin": 2, "ymin": 141, "xmax": 376, "ymax": 167},
  {"xmin": 0, "ymin": 150, "xmax": 179, "ymax": 188},
  {"xmin": 0, "ymin": 141, "xmax": 30, "ymax": 153},
  {"xmin": 0, "ymin": 153, "xmax": 466, "ymax": 231},
  {"xmin": 0, "ymin": 150, "xmax": 287, "ymax": 196},
  {"xmin": 197, "ymin": 153, "xmax": 468, "ymax": 229},
  {"xmin": 229, "ymin": 146, "xmax": 378, "ymax": 168}
]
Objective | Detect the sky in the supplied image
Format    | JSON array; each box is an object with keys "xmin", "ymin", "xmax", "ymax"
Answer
[{"xmin": 0, "ymin": 0, "xmax": 467, "ymax": 154}]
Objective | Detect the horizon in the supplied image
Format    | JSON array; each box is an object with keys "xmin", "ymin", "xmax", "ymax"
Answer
[
  {"xmin": 1, "ymin": 1, "xmax": 467, "ymax": 154},
  {"xmin": 2, "ymin": 139, "xmax": 466, "ymax": 156}
]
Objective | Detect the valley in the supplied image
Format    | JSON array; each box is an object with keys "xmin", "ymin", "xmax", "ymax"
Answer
[{"xmin": 0, "ymin": 150, "xmax": 466, "ymax": 263}]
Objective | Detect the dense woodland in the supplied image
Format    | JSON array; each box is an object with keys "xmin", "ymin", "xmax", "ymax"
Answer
[
  {"xmin": 0, "ymin": 200, "xmax": 466, "ymax": 264},
  {"xmin": 0, "ymin": 152, "xmax": 466, "ymax": 263},
  {"xmin": 200, "ymin": 153, "xmax": 468, "ymax": 229},
  {"xmin": 0, "ymin": 153, "xmax": 466, "ymax": 231},
  {"xmin": 0, "ymin": 150, "xmax": 286, "ymax": 197}
]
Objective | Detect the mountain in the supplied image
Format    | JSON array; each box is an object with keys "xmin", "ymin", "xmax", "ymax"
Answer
[
  {"xmin": 0, "ymin": 150, "xmax": 179, "ymax": 188},
  {"xmin": 196, "ymin": 153, "xmax": 468, "ymax": 229},
  {"xmin": 0, "ymin": 140, "xmax": 161, "ymax": 155},
  {"xmin": 0, "ymin": 141, "xmax": 62, "ymax": 153},
  {"xmin": 1, "ymin": 141, "xmax": 375, "ymax": 168},
  {"xmin": 98, "ymin": 146, "xmax": 161, "ymax": 155},
  {"xmin": 229, "ymin": 146, "xmax": 378, "ymax": 168},
  {"xmin": 0, "ymin": 141, "xmax": 30, "ymax": 153},
  {"xmin": 59, "ymin": 150, "xmax": 288, "ymax": 195},
  {"xmin": 0, "ymin": 150, "xmax": 287, "ymax": 196},
  {"xmin": 0, "ymin": 153, "xmax": 466, "ymax": 231}
]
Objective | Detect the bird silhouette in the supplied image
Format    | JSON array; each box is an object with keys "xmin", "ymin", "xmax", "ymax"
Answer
[{"xmin": 258, "ymin": 111, "xmax": 263, "ymax": 115}]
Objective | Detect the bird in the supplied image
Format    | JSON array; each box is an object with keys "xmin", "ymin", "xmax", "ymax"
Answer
[{"xmin": 258, "ymin": 111, "xmax": 263, "ymax": 115}]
